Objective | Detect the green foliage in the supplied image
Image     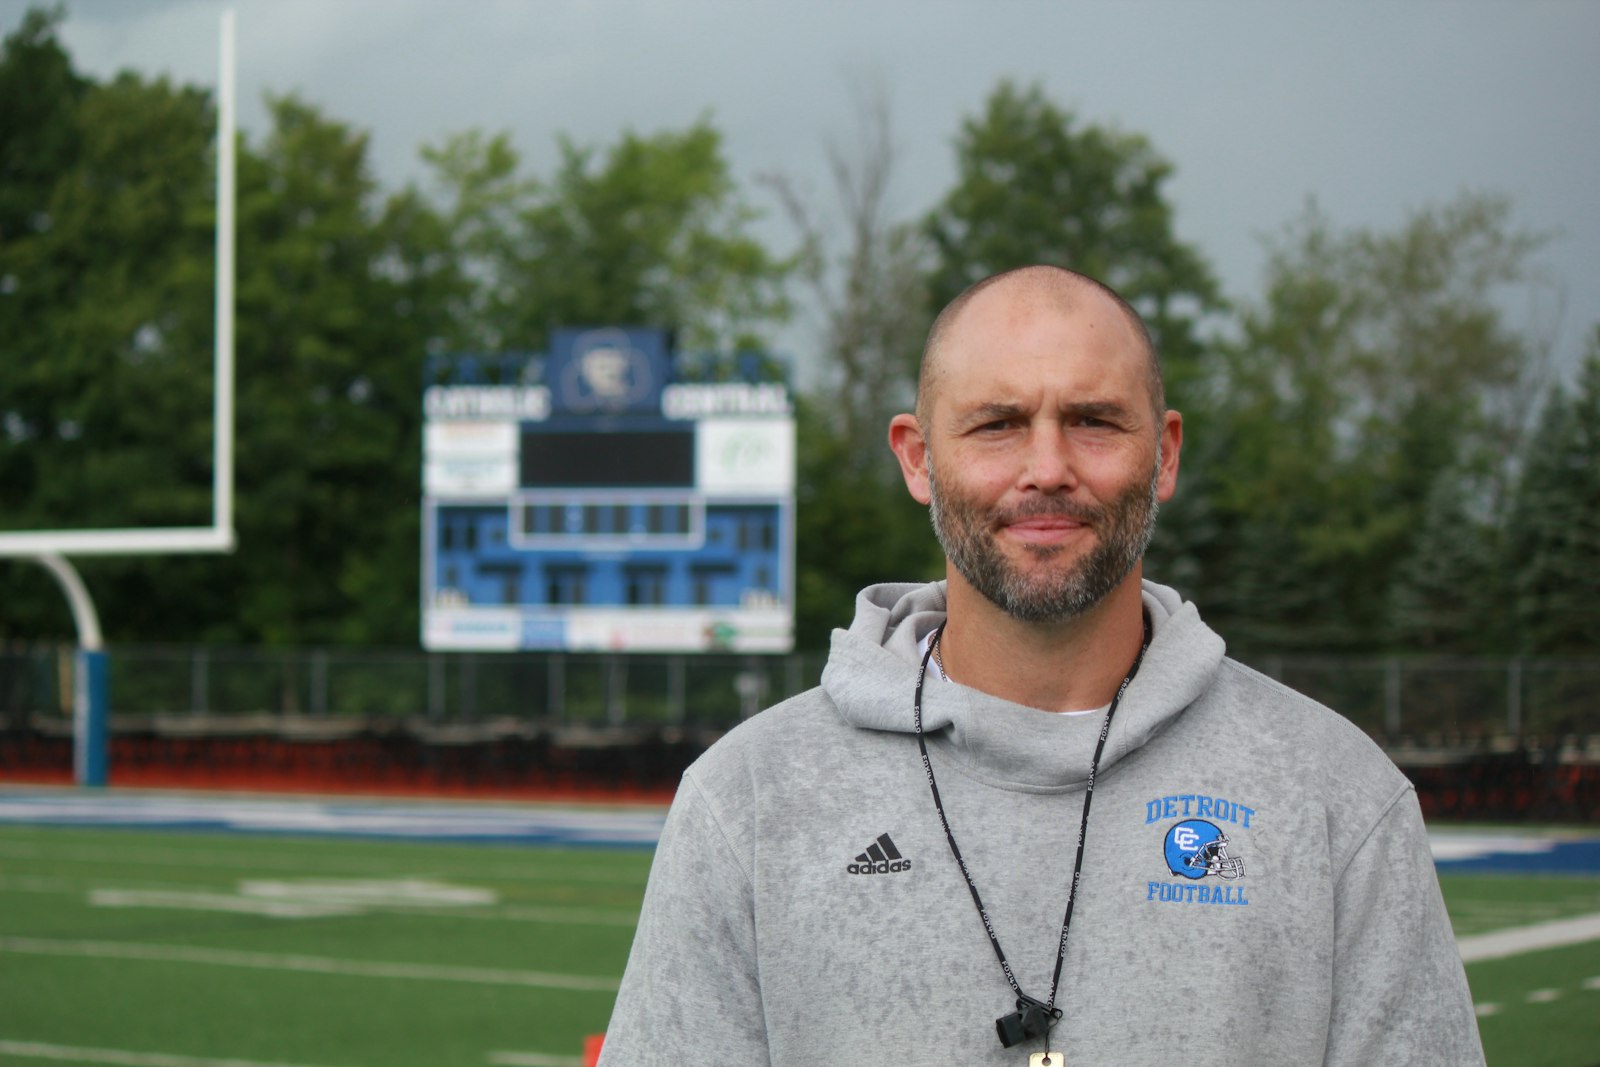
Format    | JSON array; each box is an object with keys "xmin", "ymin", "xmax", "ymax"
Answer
[
  {"xmin": 0, "ymin": 9, "xmax": 427, "ymax": 645},
  {"xmin": 771, "ymin": 83, "xmax": 937, "ymax": 637},
  {"xmin": 1508, "ymin": 331, "xmax": 1600, "ymax": 654},
  {"xmin": 214, "ymin": 94, "xmax": 425, "ymax": 645},
  {"xmin": 2, "ymin": 15, "xmax": 1593, "ymax": 660},
  {"xmin": 0, "ymin": 14, "xmax": 791, "ymax": 648},
  {"xmin": 1200, "ymin": 194, "xmax": 1553, "ymax": 654},
  {"xmin": 1388, "ymin": 469, "xmax": 1510, "ymax": 653},
  {"xmin": 421, "ymin": 120, "xmax": 791, "ymax": 354},
  {"xmin": 0, "ymin": 10, "xmax": 222, "ymax": 640},
  {"xmin": 924, "ymin": 80, "xmax": 1221, "ymax": 398},
  {"xmin": 0, "ymin": 4, "xmax": 85, "ymax": 243},
  {"xmin": 769, "ymin": 80, "xmax": 928, "ymax": 469},
  {"xmin": 0, "ymin": 71, "xmax": 215, "ymax": 532},
  {"xmin": 792, "ymin": 398, "xmax": 942, "ymax": 647}
]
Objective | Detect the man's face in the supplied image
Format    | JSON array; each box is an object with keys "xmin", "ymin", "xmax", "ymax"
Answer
[
  {"xmin": 903, "ymin": 282, "xmax": 1180, "ymax": 624},
  {"xmin": 928, "ymin": 448, "xmax": 1160, "ymax": 623}
]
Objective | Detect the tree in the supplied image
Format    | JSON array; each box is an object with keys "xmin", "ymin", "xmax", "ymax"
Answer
[
  {"xmin": 0, "ymin": 59, "xmax": 439, "ymax": 645},
  {"xmin": 1507, "ymin": 330, "xmax": 1600, "ymax": 655},
  {"xmin": 1388, "ymin": 467, "xmax": 1509, "ymax": 653},
  {"xmin": 422, "ymin": 119, "xmax": 792, "ymax": 355},
  {"xmin": 412, "ymin": 128, "xmax": 534, "ymax": 353},
  {"xmin": 762, "ymin": 78, "xmax": 944, "ymax": 640},
  {"xmin": 766, "ymin": 76, "xmax": 928, "ymax": 470},
  {"xmin": 0, "ymin": 5, "xmax": 82, "ymax": 640},
  {"xmin": 0, "ymin": 8, "xmax": 218, "ymax": 641},
  {"xmin": 791, "ymin": 398, "xmax": 941, "ymax": 647},
  {"xmin": 924, "ymin": 80, "xmax": 1221, "ymax": 401},
  {"xmin": 0, "ymin": 5, "xmax": 86, "ymax": 246},
  {"xmin": 199, "ymin": 94, "xmax": 429, "ymax": 646},
  {"xmin": 0, "ymin": 11, "xmax": 796, "ymax": 648},
  {"xmin": 1203, "ymin": 194, "xmax": 1555, "ymax": 654}
]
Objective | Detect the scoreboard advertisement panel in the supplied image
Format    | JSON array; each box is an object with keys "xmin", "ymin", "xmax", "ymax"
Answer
[{"xmin": 421, "ymin": 329, "xmax": 795, "ymax": 653}]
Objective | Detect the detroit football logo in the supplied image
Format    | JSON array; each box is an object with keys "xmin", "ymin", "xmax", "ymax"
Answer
[{"xmin": 1164, "ymin": 818, "xmax": 1245, "ymax": 880}]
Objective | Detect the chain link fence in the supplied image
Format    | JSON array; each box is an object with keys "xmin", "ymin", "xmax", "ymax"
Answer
[
  {"xmin": 0, "ymin": 643, "xmax": 827, "ymax": 734},
  {"xmin": 1247, "ymin": 655, "xmax": 1599, "ymax": 742},
  {"xmin": 7, "ymin": 642, "xmax": 1593, "ymax": 817},
  {"xmin": 2, "ymin": 643, "xmax": 1595, "ymax": 742},
  {"xmin": 0, "ymin": 643, "xmax": 1595, "ymax": 742}
]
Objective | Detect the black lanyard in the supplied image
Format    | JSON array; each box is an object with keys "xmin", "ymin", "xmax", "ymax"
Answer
[{"xmin": 913, "ymin": 615, "xmax": 1151, "ymax": 1049}]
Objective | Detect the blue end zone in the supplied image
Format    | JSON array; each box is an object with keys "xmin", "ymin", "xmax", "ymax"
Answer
[
  {"xmin": 1431, "ymin": 836, "xmax": 1600, "ymax": 876},
  {"xmin": 3, "ymin": 789, "xmax": 1597, "ymax": 870},
  {"xmin": 0, "ymin": 789, "xmax": 666, "ymax": 849}
]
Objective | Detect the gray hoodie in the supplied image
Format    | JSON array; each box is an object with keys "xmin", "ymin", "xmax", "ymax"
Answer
[{"xmin": 600, "ymin": 581, "xmax": 1484, "ymax": 1065}]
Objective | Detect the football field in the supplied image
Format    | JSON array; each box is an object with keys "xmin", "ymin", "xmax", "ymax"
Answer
[{"xmin": 0, "ymin": 791, "xmax": 1595, "ymax": 1066}]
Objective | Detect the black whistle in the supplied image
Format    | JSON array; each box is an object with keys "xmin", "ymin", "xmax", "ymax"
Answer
[{"xmin": 995, "ymin": 995, "xmax": 1062, "ymax": 1048}]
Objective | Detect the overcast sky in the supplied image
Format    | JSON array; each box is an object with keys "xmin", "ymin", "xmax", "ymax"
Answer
[{"xmin": 7, "ymin": 0, "xmax": 1598, "ymax": 384}]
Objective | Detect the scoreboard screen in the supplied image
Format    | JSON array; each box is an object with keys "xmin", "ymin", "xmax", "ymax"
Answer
[
  {"xmin": 520, "ymin": 428, "xmax": 695, "ymax": 488},
  {"xmin": 421, "ymin": 328, "xmax": 795, "ymax": 653}
]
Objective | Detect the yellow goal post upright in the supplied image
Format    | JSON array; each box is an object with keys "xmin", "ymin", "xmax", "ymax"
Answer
[{"xmin": 0, "ymin": 11, "xmax": 238, "ymax": 786}]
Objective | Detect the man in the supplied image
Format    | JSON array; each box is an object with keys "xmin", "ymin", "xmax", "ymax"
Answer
[{"xmin": 599, "ymin": 266, "xmax": 1483, "ymax": 1065}]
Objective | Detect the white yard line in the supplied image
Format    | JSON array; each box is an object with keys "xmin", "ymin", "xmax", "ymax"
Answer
[
  {"xmin": 401, "ymin": 904, "xmax": 639, "ymax": 927},
  {"xmin": 486, "ymin": 1055, "xmax": 586, "ymax": 1067},
  {"xmin": 1458, "ymin": 911, "xmax": 1600, "ymax": 963},
  {"xmin": 0, "ymin": 937, "xmax": 619, "ymax": 993},
  {"xmin": 0, "ymin": 1039, "xmax": 347, "ymax": 1067},
  {"xmin": 0, "ymin": 875, "xmax": 639, "ymax": 926}
]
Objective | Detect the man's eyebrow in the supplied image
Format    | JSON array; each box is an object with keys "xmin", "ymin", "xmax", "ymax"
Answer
[
  {"xmin": 1062, "ymin": 399, "xmax": 1137, "ymax": 421},
  {"xmin": 948, "ymin": 401, "xmax": 1028, "ymax": 429},
  {"xmin": 954, "ymin": 399, "xmax": 1137, "ymax": 425}
]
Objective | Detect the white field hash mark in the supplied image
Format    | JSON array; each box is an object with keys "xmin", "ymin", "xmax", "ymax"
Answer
[
  {"xmin": 83, "ymin": 880, "xmax": 634, "ymax": 926},
  {"xmin": 1456, "ymin": 911, "xmax": 1600, "ymax": 963},
  {"xmin": 88, "ymin": 878, "xmax": 497, "ymax": 919},
  {"xmin": 88, "ymin": 889, "xmax": 359, "ymax": 919},
  {"xmin": 0, "ymin": 1039, "xmax": 349, "ymax": 1067},
  {"xmin": 0, "ymin": 937, "xmax": 620, "ymax": 992}
]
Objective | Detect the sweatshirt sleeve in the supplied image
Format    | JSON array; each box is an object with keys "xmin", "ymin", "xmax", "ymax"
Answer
[
  {"xmin": 597, "ymin": 772, "xmax": 770, "ymax": 1067},
  {"xmin": 1323, "ymin": 785, "xmax": 1484, "ymax": 1066}
]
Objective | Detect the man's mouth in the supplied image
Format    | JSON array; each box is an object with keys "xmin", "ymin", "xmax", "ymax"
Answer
[{"xmin": 998, "ymin": 511, "xmax": 1095, "ymax": 546}]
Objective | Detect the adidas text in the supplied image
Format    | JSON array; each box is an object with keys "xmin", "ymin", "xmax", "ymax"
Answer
[{"xmin": 847, "ymin": 858, "xmax": 912, "ymax": 875}]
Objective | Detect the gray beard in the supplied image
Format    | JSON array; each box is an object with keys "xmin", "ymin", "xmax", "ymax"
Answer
[{"xmin": 927, "ymin": 452, "xmax": 1161, "ymax": 624}]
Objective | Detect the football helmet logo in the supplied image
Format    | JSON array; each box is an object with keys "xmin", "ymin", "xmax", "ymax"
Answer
[{"xmin": 1164, "ymin": 819, "xmax": 1245, "ymax": 880}]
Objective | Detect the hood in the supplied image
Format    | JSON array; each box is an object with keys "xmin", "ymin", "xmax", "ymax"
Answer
[{"xmin": 819, "ymin": 580, "xmax": 1226, "ymax": 790}]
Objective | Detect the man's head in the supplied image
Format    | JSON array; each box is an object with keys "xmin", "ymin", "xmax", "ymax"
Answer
[
  {"xmin": 916, "ymin": 266, "xmax": 1165, "ymax": 429},
  {"xmin": 889, "ymin": 265, "xmax": 1182, "ymax": 625}
]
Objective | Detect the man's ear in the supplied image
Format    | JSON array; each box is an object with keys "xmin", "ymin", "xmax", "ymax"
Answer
[
  {"xmin": 888, "ymin": 413, "xmax": 931, "ymax": 505},
  {"xmin": 1156, "ymin": 408, "xmax": 1183, "ymax": 503}
]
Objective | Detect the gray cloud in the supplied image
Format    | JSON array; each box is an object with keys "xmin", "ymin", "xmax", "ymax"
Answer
[{"xmin": 8, "ymin": 0, "xmax": 1597, "ymax": 378}]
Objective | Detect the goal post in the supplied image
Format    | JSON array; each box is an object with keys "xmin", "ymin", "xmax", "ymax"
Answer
[
  {"xmin": 0, "ymin": 9, "xmax": 236, "ymax": 562},
  {"xmin": 0, "ymin": 11, "xmax": 238, "ymax": 786}
]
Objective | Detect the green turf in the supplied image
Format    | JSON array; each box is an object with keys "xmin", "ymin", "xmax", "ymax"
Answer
[
  {"xmin": 1466, "ymin": 941, "xmax": 1600, "ymax": 1067},
  {"xmin": 2, "ymin": 824, "xmax": 1598, "ymax": 1065},
  {"xmin": 1444, "ymin": 872, "xmax": 1600, "ymax": 1066},
  {"xmin": 1441, "ymin": 872, "xmax": 1600, "ymax": 937},
  {"xmin": 0, "ymin": 825, "xmax": 650, "ymax": 1066}
]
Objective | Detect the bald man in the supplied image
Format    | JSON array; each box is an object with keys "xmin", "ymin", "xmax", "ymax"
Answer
[{"xmin": 599, "ymin": 266, "xmax": 1483, "ymax": 1066}]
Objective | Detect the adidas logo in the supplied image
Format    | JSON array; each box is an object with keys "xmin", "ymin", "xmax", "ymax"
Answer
[{"xmin": 847, "ymin": 833, "xmax": 912, "ymax": 875}]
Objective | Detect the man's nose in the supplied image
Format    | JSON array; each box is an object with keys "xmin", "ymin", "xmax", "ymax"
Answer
[{"xmin": 1019, "ymin": 429, "xmax": 1078, "ymax": 493}]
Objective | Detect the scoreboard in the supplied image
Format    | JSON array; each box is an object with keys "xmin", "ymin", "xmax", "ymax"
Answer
[{"xmin": 421, "ymin": 328, "xmax": 795, "ymax": 653}]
